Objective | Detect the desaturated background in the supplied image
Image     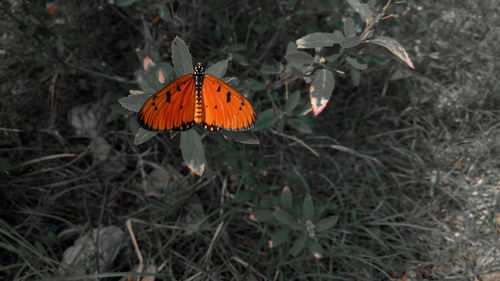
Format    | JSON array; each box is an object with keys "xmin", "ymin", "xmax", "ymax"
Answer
[{"xmin": 1, "ymin": 0, "xmax": 499, "ymax": 280}]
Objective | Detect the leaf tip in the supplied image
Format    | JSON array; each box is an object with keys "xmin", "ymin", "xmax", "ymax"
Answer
[
  {"xmin": 310, "ymin": 96, "xmax": 329, "ymax": 116},
  {"xmin": 143, "ymin": 56, "xmax": 154, "ymax": 70}
]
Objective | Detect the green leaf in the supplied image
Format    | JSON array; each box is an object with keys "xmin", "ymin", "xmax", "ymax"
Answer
[
  {"xmin": 351, "ymin": 68, "xmax": 361, "ymax": 87},
  {"xmin": 285, "ymin": 51, "xmax": 313, "ymax": 65},
  {"xmin": 116, "ymin": 0, "xmax": 139, "ymax": 6},
  {"xmin": 134, "ymin": 128, "xmax": 157, "ymax": 145},
  {"xmin": 302, "ymin": 194, "xmax": 314, "ymax": 221},
  {"xmin": 346, "ymin": 0, "xmax": 374, "ymax": 21},
  {"xmin": 340, "ymin": 36, "xmax": 361, "ymax": 48},
  {"xmin": 260, "ymin": 63, "xmax": 280, "ymax": 75},
  {"xmin": 118, "ymin": 92, "xmax": 150, "ymax": 112},
  {"xmin": 368, "ymin": 36, "xmax": 414, "ymax": 69},
  {"xmin": 138, "ymin": 71, "xmax": 162, "ymax": 94},
  {"xmin": 269, "ymin": 228, "xmax": 290, "ymax": 248},
  {"xmin": 308, "ymin": 240, "xmax": 323, "ymax": 259},
  {"xmin": 289, "ymin": 233, "xmax": 307, "ymax": 257},
  {"xmin": 346, "ymin": 56, "xmax": 368, "ymax": 70},
  {"xmin": 233, "ymin": 190, "xmax": 252, "ymax": 203},
  {"xmin": 274, "ymin": 208, "xmax": 295, "ymax": 225},
  {"xmin": 280, "ymin": 186, "xmax": 293, "ymax": 211},
  {"xmin": 180, "ymin": 130, "xmax": 206, "ymax": 176},
  {"xmin": 285, "ymin": 91, "xmax": 300, "ymax": 115},
  {"xmin": 287, "ymin": 118, "xmax": 312, "ymax": 134},
  {"xmin": 206, "ymin": 58, "xmax": 229, "ymax": 78},
  {"xmin": 315, "ymin": 216, "xmax": 339, "ymax": 232},
  {"xmin": 343, "ymin": 18, "xmax": 356, "ymax": 37},
  {"xmin": 222, "ymin": 131, "xmax": 259, "ymax": 145},
  {"xmin": 253, "ymin": 209, "xmax": 274, "ymax": 222},
  {"xmin": 309, "ymin": 69, "xmax": 335, "ymax": 116},
  {"xmin": 171, "ymin": 36, "xmax": 194, "ymax": 77},
  {"xmin": 255, "ymin": 109, "xmax": 278, "ymax": 130},
  {"xmin": 296, "ymin": 31, "xmax": 344, "ymax": 49}
]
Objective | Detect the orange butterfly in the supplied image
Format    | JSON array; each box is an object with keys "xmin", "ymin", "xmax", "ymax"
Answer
[{"xmin": 138, "ymin": 62, "xmax": 257, "ymax": 132}]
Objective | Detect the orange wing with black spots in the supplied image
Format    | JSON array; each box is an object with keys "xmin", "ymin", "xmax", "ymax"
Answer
[
  {"xmin": 201, "ymin": 74, "xmax": 257, "ymax": 131},
  {"xmin": 137, "ymin": 74, "xmax": 196, "ymax": 131}
]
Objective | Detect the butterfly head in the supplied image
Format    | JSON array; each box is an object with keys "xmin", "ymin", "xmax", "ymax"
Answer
[{"xmin": 194, "ymin": 62, "xmax": 204, "ymax": 75}]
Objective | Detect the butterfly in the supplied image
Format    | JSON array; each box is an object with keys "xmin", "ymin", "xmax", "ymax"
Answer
[{"xmin": 138, "ymin": 62, "xmax": 257, "ymax": 132}]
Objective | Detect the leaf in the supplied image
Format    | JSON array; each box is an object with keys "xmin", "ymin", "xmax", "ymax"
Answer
[
  {"xmin": 269, "ymin": 229, "xmax": 290, "ymax": 248},
  {"xmin": 346, "ymin": 56, "xmax": 368, "ymax": 70},
  {"xmin": 368, "ymin": 36, "xmax": 414, "ymax": 69},
  {"xmin": 253, "ymin": 209, "xmax": 274, "ymax": 222},
  {"xmin": 180, "ymin": 130, "xmax": 206, "ymax": 176},
  {"xmin": 222, "ymin": 131, "xmax": 259, "ymax": 144},
  {"xmin": 285, "ymin": 51, "xmax": 314, "ymax": 65},
  {"xmin": 315, "ymin": 216, "xmax": 339, "ymax": 232},
  {"xmin": 302, "ymin": 194, "xmax": 314, "ymax": 221},
  {"xmin": 134, "ymin": 128, "xmax": 157, "ymax": 145},
  {"xmin": 119, "ymin": 92, "xmax": 151, "ymax": 112},
  {"xmin": 289, "ymin": 233, "xmax": 307, "ymax": 257},
  {"xmin": 340, "ymin": 36, "xmax": 361, "ymax": 48},
  {"xmin": 206, "ymin": 58, "xmax": 230, "ymax": 78},
  {"xmin": 309, "ymin": 69, "xmax": 335, "ymax": 116},
  {"xmin": 138, "ymin": 71, "xmax": 163, "ymax": 94},
  {"xmin": 346, "ymin": 0, "xmax": 374, "ymax": 21},
  {"xmin": 116, "ymin": 0, "xmax": 139, "ymax": 6},
  {"xmin": 343, "ymin": 18, "xmax": 356, "ymax": 37},
  {"xmin": 287, "ymin": 119, "xmax": 312, "ymax": 134},
  {"xmin": 171, "ymin": 36, "xmax": 194, "ymax": 77},
  {"xmin": 280, "ymin": 186, "xmax": 293, "ymax": 211},
  {"xmin": 273, "ymin": 208, "xmax": 295, "ymax": 225},
  {"xmin": 296, "ymin": 31, "xmax": 344, "ymax": 49},
  {"xmin": 255, "ymin": 109, "xmax": 278, "ymax": 130},
  {"xmin": 351, "ymin": 68, "xmax": 361, "ymax": 87},
  {"xmin": 285, "ymin": 91, "xmax": 300, "ymax": 115}
]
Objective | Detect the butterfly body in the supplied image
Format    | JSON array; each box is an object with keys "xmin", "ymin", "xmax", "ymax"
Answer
[{"xmin": 138, "ymin": 62, "xmax": 257, "ymax": 132}]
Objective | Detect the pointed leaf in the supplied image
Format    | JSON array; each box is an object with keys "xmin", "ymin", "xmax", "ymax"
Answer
[
  {"xmin": 269, "ymin": 228, "xmax": 290, "ymax": 248},
  {"xmin": 346, "ymin": 56, "xmax": 368, "ymax": 70},
  {"xmin": 171, "ymin": 36, "xmax": 194, "ymax": 77},
  {"xmin": 222, "ymin": 131, "xmax": 259, "ymax": 144},
  {"xmin": 296, "ymin": 31, "xmax": 344, "ymax": 49},
  {"xmin": 273, "ymin": 208, "xmax": 295, "ymax": 225},
  {"xmin": 368, "ymin": 36, "xmax": 414, "ymax": 69},
  {"xmin": 255, "ymin": 109, "xmax": 278, "ymax": 130},
  {"xmin": 180, "ymin": 130, "xmax": 206, "ymax": 176},
  {"xmin": 309, "ymin": 69, "xmax": 335, "ymax": 116},
  {"xmin": 206, "ymin": 58, "xmax": 230, "ymax": 78},
  {"xmin": 119, "ymin": 92, "xmax": 150, "ymax": 112},
  {"xmin": 346, "ymin": 0, "xmax": 374, "ymax": 21},
  {"xmin": 134, "ymin": 128, "xmax": 157, "ymax": 145},
  {"xmin": 302, "ymin": 194, "xmax": 314, "ymax": 221},
  {"xmin": 285, "ymin": 91, "xmax": 300, "ymax": 115},
  {"xmin": 280, "ymin": 186, "xmax": 293, "ymax": 211},
  {"xmin": 287, "ymin": 118, "xmax": 312, "ymax": 134},
  {"xmin": 315, "ymin": 216, "xmax": 339, "ymax": 232},
  {"xmin": 289, "ymin": 233, "xmax": 307, "ymax": 257},
  {"xmin": 253, "ymin": 209, "xmax": 274, "ymax": 222},
  {"xmin": 343, "ymin": 18, "xmax": 356, "ymax": 38},
  {"xmin": 285, "ymin": 51, "xmax": 314, "ymax": 65}
]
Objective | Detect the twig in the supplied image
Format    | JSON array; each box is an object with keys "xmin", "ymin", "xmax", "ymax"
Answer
[
  {"xmin": 10, "ymin": 153, "xmax": 77, "ymax": 170},
  {"xmin": 270, "ymin": 129, "xmax": 320, "ymax": 157},
  {"xmin": 126, "ymin": 219, "xmax": 144, "ymax": 281}
]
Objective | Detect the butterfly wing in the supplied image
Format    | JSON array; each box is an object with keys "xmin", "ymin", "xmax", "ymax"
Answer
[
  {"xmin": 201, "ymin": 74, "xmax": 257, "ymax": 131},
  {"xmin": 138, "ymin": 74, "xmax": 196, "ymax": 131}
]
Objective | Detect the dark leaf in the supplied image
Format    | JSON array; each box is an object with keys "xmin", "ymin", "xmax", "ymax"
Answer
[
  {"xmin": 309, "ymin": 69, "xmax": 335, "ymax": 116},
  {"xmin": 171, "ymin": 36, "xmax": 194, "ymax": 77},
  {"xmin": 134, "ymin": 128, "xmax": 157, "ymax": 145}
]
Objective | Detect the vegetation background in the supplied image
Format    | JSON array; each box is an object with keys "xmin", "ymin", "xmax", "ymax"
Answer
[{"xmin": 1, "ymin": 0, "xmax": 499, "ymax": 280}]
